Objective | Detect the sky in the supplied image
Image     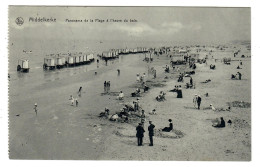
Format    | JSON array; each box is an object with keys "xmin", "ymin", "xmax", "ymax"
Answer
[{"xmin": 9, "ymin": 6, "xmax": 251, "ymax": 45}]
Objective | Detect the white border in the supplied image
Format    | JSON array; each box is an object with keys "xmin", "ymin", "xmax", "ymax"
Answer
[{"xmin": 1, "ymin": 1, "xmax": 259, "ymax": 167}]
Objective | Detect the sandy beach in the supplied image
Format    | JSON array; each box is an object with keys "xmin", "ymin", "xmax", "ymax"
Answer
[{"xmin": 9, "ymin": 44, "xmax": 251, "ymax": 160}]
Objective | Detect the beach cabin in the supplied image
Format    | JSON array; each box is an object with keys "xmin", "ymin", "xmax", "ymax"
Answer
[
  {"xmin": 56, "ymin": 57, "xmax": 66, "ymax": 69},
  {"xmin": 67, "ymin": 56, "xmax": 75, "ymax": 67},
  {"xmin": 43, "ymin": 57, "xmax": 56, "ymax": 70},
  {"xmin": 17, "ymin": 59, "xmax": 30, "ymax": 72},
  {"xmin": 74, "ymin": 55, "xmax": 80, "ymax": 66},
  {"xmin": 79, "ymin": 55, "xmax": 84, "ymax": 65},
  {"xmin": 87, "ymin": 53, "xmax": 94, "ymax": 61},
  {"xmin": 83, "ymin": 54, "xmax": 88, "ymax": 64}
]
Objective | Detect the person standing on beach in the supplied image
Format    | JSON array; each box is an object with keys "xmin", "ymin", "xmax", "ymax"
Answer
[
  {"xmin": 197, "ymin": 95, "xmax": 202, "ymax": 110},
  {"xmin": 148, "ymin": 121, "xmax": 155, "ymax": 146},
  {"xmin": 153, "ymin": 70, "xmax": 157, "ymax": 79},
  {"xmin": 237, "ymin": 72, "xmax": 242, "ymax": 80},
  {"xmin": 190, "ymin": 76, "xmax": 193, "ymax": 86},
  {"xmin": 193, "ymin": 94, "xmax": 198, "ymax": 108},
  {"xmin": 78, "ymin": 86, "xmax": 82, "ymax": 97},
  {"xmin": 136, "ymin": 123, "xmax": 145, "ymax": 146},
  {"xmin": 104, "ymin": 81, "xmax": 107, "ymax": 93},
  {"xmin": 177, "ymin": 85, "xmax": 183, "ymax": 98},
  {"xmin": 107, "ymin": 81, "xmax": 111, "ymax": 92},
  {"xmin": 34, "ymin": 103, "xmax": 38, "ymax": 116}
]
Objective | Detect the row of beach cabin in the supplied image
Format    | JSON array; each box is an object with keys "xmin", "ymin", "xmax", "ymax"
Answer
[
  {"xmin": 43, "ymin": 53, "xmax": 94, "ymax": 70},
  {"xmin": 100, "ymin": 47, "xmax": 149, "ymax": 60}
]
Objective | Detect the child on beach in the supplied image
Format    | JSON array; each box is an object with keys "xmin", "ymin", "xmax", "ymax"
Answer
[
  {"xmin": 69, "ymin": 95, "xmax": 74, "ymax": 106},
  {"xmin": 118, "ymin": 91, "xmax": 124, "ymax": 100},
  {"xmin": 34, "ymin": 103, "xmax": 38, "ymax": 116}
]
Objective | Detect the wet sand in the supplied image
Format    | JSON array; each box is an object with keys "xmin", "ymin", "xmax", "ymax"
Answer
[{"xmin": 9, "ymin": 47, "xmax": 251, "ymax": 160}]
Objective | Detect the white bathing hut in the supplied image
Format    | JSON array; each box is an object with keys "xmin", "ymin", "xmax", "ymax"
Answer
[
  {"xmin": 17, "ymin": 59, "xmax": 30, "ymax": 72},
  {"xmin": 43, "ymin": 57, "xmax": 56, "ymax": 70}
]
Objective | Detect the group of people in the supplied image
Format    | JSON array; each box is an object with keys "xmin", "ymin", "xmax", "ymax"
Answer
[
  {"xmin": 136, "ymin": 119, "xmax": 173, "ymax": 146},
  {"xmin": 156, "ymin": 91, "xmax": 166, "ymax": 101},
  {"xmin": 136, "ymin": 73, "xmax": 146, "ymax": 83},
  {"xmin": 193, "ymin": 94, "xmax": 202, "ymax": 110},
  {"xmin": 171, "ymin": 85, "xmax": 183, "ymax": 98},
  {"xmin": 136, "ymin": 121, "xmax": 155, "ymax": 146},
  {"xmin": 131, "ymin": 88, "xmax": 141, "ymax": 97},
  {"xmin": 231, "ymin": 72, "xmax": 242, "ymax": 80},
  {"xmin": 104, "ymin": 81, "xmax": 111, "ymax": 92}
]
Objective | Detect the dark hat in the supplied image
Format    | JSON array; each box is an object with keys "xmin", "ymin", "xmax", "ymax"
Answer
[{"xmin": 169, "ymin": 119, "xmax": 172, "ymax": 122}]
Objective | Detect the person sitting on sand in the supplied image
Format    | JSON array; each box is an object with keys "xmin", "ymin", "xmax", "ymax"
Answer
[
  {"xmin": 117, "ymin": 91, "xmax": 124, "ymax": 100},
  {"xmin": 149, "ymin": 109, "xmax": 156, "ymax": 115},
  {"xmin": 231, "ymin": 74, "xmax": 236, "ymax": 79},
  {"xmin": 140, "ymin": 110, "xmax": 146, "ymax": 119},
  {"xmin": 237, "ymin": 65, "xmax": 242, "ymax": 69},
  {"xmin": 212, "ymin": 117, "xmax": 225, "ymax": 128},
  {"xmin": 144, "ymin": 84, "xmax": 149, "ymax": 92},
  {"xmin": 99, "ymin": 107, "xmax": 110, "ymax": 118},
  {"xmin": 210, "ymin": 64, "xmax": 216, "ymax": 70},
  {"xmin": 161, "ymin": 119, "xmax": 173, "ymax": 132},
  {"xmin": 109, "ymin": 114, "xmax": 119, "ymax": 121},
  {"xmin": 210, "ymin": 104, "xmax": 216, "ymax": 111},
  {"xmin": 118, "ymin": 108, "xmax": 129, "ymax": 118},
  {"xmin": 156, "ymin": 91, "xmax": 166, "ymax": 101},
  {"xmin": 132, "ymin": 88, "xmax": 141, "ymax": 97},
  {"xmin": 125, "ymin": 103, "xmax": 134, "ymax": 112},
  {"xmin": 164, "ymin": 65, "xmax": 170, "ymax": 73}
]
